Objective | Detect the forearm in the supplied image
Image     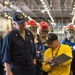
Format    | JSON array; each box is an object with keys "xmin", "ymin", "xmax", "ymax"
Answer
[
  {"xmin": 4, "ymin": 62, "xmax": 13, "ymax": 75},
  {"xmin": 4, "ymin": 63, "xmax": 11, "ymax": 71}
]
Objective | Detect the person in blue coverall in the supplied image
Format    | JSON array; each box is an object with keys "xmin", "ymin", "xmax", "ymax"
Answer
[
  {"xmin": 35, "ymin": 21, "xmax": 49, "ymax": 75},
  {"xmin": 60, "ymin": 24, "xmax": 75, "ymax": 75},
  {"xmin": 1, "ymin": 12, "xmax": 36, "ymax": 75},
  {"xmin": 26, "ymin": 19, "xmax": 43, "ymax": 75},
  {"xmin": 26, "ymin": 20, "xmax": 49, "ymax": 75}
]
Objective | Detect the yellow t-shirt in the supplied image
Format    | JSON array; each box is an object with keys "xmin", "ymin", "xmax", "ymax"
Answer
[{"xmin": 42, "ymin": 44, "xmax": 72, "ymax": 75}]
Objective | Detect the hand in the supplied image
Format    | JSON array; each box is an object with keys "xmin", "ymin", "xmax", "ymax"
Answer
[
  {"xmin": 36, "ymin": 50, "xmax": 41, "ymax": 53},
  {"xmin": 33, "ymin": 58, "xmax": 36, "ymax": 65},
  {"xmin": 45, "ymin": 57, "xmax": 59, "ymax": 67},
  {"xmin": 45, "ymin": 57, "xmax": 53, "ymax": 63},
  {"xmin": 6, "ymin": 70, "xmax": 13, "ymax": 75},
  {"xmin": 49, "ymin": 62, "xmax": 59, "ymax": 67}
]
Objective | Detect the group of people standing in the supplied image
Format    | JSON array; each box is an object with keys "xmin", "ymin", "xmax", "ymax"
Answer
[
  {"xmin": 25, "ymin": 18, "xmax": 50, "ymax": 75},
  {"xmin": 0, "ymin": 12, "xmax": 50, "ymax": 75},
  {"xmin": 0, "ymin": 12, "xmax": 75, "ymax": 75}
]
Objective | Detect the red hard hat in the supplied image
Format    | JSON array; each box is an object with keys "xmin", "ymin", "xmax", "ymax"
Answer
[
  {"xmin": 66, "ymin": 23, "xmax": 74, "ymax": 30},
  {"xmin": 39, "ymin": 21, "xmax": 48, "ymax": 29},
  {"xmin": 28, "ymin": 20, "xmax": 37, "ymax": 27}
]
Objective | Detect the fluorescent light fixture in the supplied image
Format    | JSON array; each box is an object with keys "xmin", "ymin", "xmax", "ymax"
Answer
[
  {"xmin": 25, "ymin": 15, "xmax": 27, "ymax": 17},
  {"xmin": 45, "ymin": 7, "xmax": 48, "ymax": 10},
  {"xmin": 4, "ymin": 13, "xmax": 8, "ymax": 17},
  {"xmin": 42, "ymin": 2, "xmax": 45, "ymax": 4},
  {"xmin": 73, "ymin": 8, "xmax": 75, "ymax": 10},
  {"xmin": 4, "ymin": 13, "xmax": 6, "ymax": 15},
  {"xmin": 72, "ymin": 16, "xmax": 75, "ymax": 24},
  {"xmin": 10, "ymin": 5, "xmax": 13, "ymax": 7},
  {"xmin": 63, "ymin": 26, "xmax": 66, "ymax": 27},
  {"xmin": 50, "ymin": 4, "xmax": 52, "ymax": 7},
  {"xmin": 27, "ymin": 16, "xmax": 30, "ymax": 18},
  {"xmin": 71, "ymin": 12, "xmax": 74, "ymax": 14},
  {"xmin": 73, "ymin": 25, "xmax": 75, "ymax": 27},
  {"xmin": 16, "ymin": 10, "xmax": 20, "ymax": 12},
  {"xmin": 27, "ymin": 16, "xmax": 32, "ymax": 20},
  {"xmin": 41, "ymin": 10, "xmax": 45, "ymax": 13},
  {"xmin": 51, "ymin": 22, "xmax": 56, "ymax": 25},
  {"xmin": 42, "ymin": 9, "xmax": 49, "ymax": 12},
  {"xmin": 16, "ymin": 10, "xmax": 22, "ymax": 12},
  {"xmin": 4, "ymin": 1, "xmax": 8, "ymax": 4},
  {"xmin": 4, "ymin": 14, "xmax": 8, "ymax": 17},
  {"xmin": 47, "ymin": 11, "xmax": 54, "ymax": 22},
  {"xmin": 40, "ymin": 0, "xmax": 43, "ymax": 2},
  {"xmin": 43, "ymin": 5, "xmax": 46, "ymax": 8},
  {"xmin": 8, "ymin": 16, "xmax": 12, "ymax": 19}
]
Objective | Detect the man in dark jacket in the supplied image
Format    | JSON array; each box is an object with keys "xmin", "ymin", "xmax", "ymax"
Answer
[{"xmin": 2, "ymin": 12, "xmax": 36, "ymax": 75}]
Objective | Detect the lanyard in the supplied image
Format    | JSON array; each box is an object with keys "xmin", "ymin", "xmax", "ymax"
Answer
[{"xmin": 52, "ymin": 45, "xmax": 61, "ymax": 58}]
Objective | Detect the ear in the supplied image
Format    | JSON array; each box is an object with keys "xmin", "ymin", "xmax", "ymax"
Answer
[
  {"xmin": 55, "ymin": 39, "xmax": 58, "ymax": 42},
  {"xmin": 12, "ymin": 21, "xmax": 17, "ymax": 26}
]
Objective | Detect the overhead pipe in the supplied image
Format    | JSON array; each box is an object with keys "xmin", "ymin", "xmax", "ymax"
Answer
[{"xmin": 44, "ymin": 0, "xmax": 54, "ymax": 23}]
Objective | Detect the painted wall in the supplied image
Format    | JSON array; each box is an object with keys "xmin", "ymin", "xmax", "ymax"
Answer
[{"xmin": 0, "ymin": 16, "xmax": 12, "ymax": 37}]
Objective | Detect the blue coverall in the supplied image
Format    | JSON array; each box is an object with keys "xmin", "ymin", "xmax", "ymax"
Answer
[
  {"xmin": 35, "ymin": 40, "xmax": 49, "ymax": 75},
  {"xmin": 61, "ymin": 39, "xmax": 75, "ymax": 75}
]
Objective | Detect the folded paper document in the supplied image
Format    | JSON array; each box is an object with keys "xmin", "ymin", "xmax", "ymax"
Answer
[{"xmin": 48, "ymin": 53, "xmax": 72, "ymax": 65}]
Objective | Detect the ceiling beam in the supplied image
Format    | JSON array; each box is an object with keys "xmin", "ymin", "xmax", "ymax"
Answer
[{"xmin": 44, "ymin": 0, "xmax": 54, "ymax": 22}]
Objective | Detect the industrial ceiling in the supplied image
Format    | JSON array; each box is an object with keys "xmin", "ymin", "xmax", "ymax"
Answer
[{"xmin": 0, "ymin": 0, "xmax": 75, "ymax": 26}]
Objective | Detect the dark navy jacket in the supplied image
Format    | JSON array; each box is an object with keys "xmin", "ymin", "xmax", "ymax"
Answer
[{"xmin": 2, "ymin": 28, "xmax": 36, "ymax": 66}]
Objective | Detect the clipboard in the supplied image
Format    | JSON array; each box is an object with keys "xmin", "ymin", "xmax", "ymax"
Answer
[{"xmin": 49, "ymin": 53, "xmax": 72, "ymax": 65}]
